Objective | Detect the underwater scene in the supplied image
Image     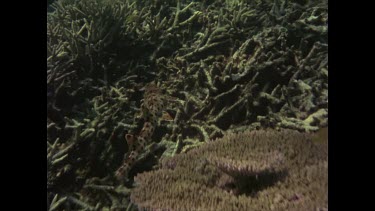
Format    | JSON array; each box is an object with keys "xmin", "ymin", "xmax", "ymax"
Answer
[{"xmin": 47, "ymin": 0, "xmax": 328, "ymax": 210}]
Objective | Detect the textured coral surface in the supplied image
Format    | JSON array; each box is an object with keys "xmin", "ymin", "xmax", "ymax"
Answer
[{"xmin": 131, "ymin": 129, "xmax": 328, "ymax": 211}]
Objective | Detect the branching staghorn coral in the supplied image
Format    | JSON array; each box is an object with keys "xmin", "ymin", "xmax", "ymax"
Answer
[
  {"xmin": 47, "ymin": 81, "xmax": 143, "ymax": 210},
  {"xmin": 131, "ymin": 129, "xmax": 327, "ymax": 211},
  {"xmin": 157, "ymin": 10, "xmax": 327, "ymax": 132}
]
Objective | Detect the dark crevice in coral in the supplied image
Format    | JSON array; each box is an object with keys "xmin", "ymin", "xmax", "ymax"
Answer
[{"xmin": 226, "ymin": 170, "xmax": 288, "ymax": 197}]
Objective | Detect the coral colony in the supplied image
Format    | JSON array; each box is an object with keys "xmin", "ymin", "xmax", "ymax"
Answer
[{"xmin": 47, "ymin": 0, "xmax": 327, "ymax": 210}]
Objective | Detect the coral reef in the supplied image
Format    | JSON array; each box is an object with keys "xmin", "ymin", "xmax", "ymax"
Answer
[
  {"xmin": 47, "ymin": 0, "xmax": 327, "ymax": 210},
  {"xmin": 131, "ymin": 129, "xmax": 328, "ymax": 210}
]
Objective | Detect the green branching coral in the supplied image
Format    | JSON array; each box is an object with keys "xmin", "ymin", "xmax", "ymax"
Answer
[{"xmin": 131, "ymin": 129, "xmax": 327, "ymax": 210}]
